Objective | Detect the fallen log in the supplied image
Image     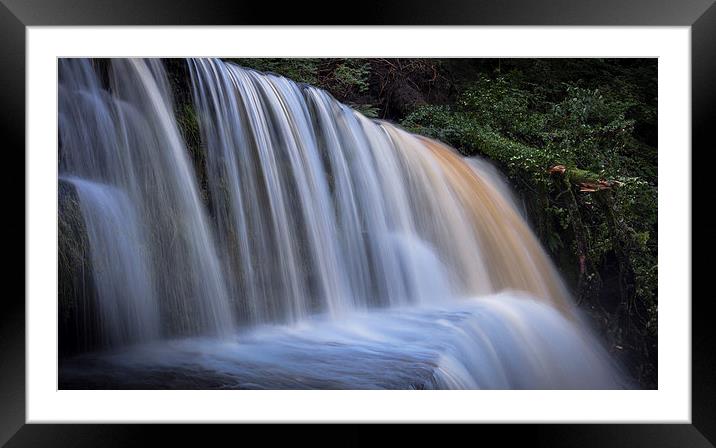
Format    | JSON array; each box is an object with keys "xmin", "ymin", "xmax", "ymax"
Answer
[{"xmin": 548, "ymin": 165, "xmax": 623, "ymax": 192}]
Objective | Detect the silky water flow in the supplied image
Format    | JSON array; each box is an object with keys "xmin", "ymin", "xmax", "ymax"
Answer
[{"xmin": 58, "ymin": 58, "xmax": 628, "ymax": 389}]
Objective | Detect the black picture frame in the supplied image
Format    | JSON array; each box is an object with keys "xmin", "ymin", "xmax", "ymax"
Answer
[{"xmin": 2, "ymin": 0, "xmax": 711, "ymax": 445}]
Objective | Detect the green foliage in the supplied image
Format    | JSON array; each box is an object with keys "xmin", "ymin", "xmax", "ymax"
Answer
[
  {"xmin": 401, "ymin": 104, "xmax": 552, "ymax": 180},
  {"xmin": 330, "ymin": 59, "xmax": 371, "ymax": 97}
]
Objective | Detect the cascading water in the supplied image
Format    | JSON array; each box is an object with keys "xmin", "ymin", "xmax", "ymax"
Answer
[
  {"xmin": 60, "ymin": 175, "xmax": 160, "ymax": 347},
  {"xmin": 60, "ymin": 58, "xmax": 234, "ymax": 342},
  {"xmin": 58, "ymin": 58, "xmax": 629, "ymax": 389}
]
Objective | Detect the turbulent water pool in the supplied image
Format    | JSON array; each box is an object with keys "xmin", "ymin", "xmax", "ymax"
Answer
[{"xmin": 60, "ymin": 293, "xmax": 627, "ymax": 390}]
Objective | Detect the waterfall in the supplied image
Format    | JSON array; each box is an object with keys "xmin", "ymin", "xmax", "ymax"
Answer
[
  {"xmin": 60, "ymin": 176, "xmax": 160, "ymax": 347},
  {"xmin": 59, "ymin": 58, "xmax": 234, "ymax": 341},
  {"xmin": 187, "ymin": 58, "xmax": 572, "ymax": 318},
  {"xmin": 58, "ymin": 58, "xmax": 626, "ymax": 389}
]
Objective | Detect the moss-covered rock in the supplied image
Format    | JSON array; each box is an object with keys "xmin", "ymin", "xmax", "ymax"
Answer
[{"xmin": 58, "ymin": 179, "xmax": 97, "ymax": 355}]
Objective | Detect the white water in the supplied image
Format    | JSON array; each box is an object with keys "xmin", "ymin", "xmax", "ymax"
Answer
[
  {"xmin": 62, "ymin": 176, "xmax": 160, "ymax": 346},
  {"xmin": 58, "ymin": 58, "xmax": 628, "ymax": 389},
  {"xmin": 60, "ymin": 293, "xmax": 625, "ymax": 389},
  {"xmin": 60, "ymin": 58, "xmax": 234, "ymax": 339}
]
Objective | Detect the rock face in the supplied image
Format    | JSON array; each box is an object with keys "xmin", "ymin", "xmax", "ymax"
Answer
[{"xmin": 58, "ymin": 179, "xmax": 96, "ymax": 356}]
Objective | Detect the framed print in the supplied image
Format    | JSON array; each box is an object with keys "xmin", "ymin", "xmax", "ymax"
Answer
[{"xmin": 2, "ymin": 0, "xmax": 712, "ymax": 445}]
